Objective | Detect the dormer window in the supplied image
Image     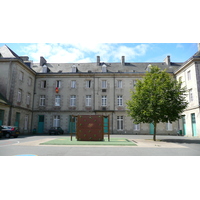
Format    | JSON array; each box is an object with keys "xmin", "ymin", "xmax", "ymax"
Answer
[
  {"xmin": 146, "ymin": 64, "xmax": 152, "ymax": 72},
  {"xmin": 72, "ymin": 64, "xmax": 77, "ymax": 73},
  {"xmin": 102, "ymin": 64, "xmax": 107, "ymax": 72}
]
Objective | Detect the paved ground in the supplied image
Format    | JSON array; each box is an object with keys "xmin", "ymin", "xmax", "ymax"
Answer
[{"xmin": 1, "ymin": 134, "xmax": 200, "ymax": 156}]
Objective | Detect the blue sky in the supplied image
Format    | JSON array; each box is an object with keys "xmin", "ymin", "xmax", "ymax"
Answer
[{"xmin": 0, "ymin": 43, "xmax": 198, "ymax": 63}]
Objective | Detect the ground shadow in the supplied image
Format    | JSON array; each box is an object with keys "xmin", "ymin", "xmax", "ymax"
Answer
[{"xmin": 160, "ymin": 139, "xmax": 200, "ymax": 144}]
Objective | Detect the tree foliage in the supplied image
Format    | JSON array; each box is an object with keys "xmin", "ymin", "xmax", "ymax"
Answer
[{"xmin": 126, "ymin": 66, "xmax": 188, "ymax": 141}]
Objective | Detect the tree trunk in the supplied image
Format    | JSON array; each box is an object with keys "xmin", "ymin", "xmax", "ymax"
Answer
[{"xmin": 153, "ymin": 122, "xmax": 157, "ymax": 141}]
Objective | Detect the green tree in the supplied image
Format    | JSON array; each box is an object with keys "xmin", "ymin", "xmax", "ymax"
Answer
[{"xmin": 126, "ymin": 66, "xmax": 188, "ymax": 141}]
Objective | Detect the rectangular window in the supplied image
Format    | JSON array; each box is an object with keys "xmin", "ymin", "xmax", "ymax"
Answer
[
  {"xmin": 41, "ymin": 80, "xmax": 47, "ymax": 88},
  {"xmin": 28, "ymin": 77, "xmax": 32, "ymax": 86},
  {"xmin": 117, "ymin": 95, "xmax": 123, "ymax": 106},
  {"xmin": 24, "ymin": 115, "xmax": 28, "ymax": 130},
  {"xmin": 189, "ymin": 89, "xmax": 193, "ymax": 102},
  {"xmin": 70, "ymin": 95, "xmax": 76, "ymax": 106},
  {"xmin": 86, "ymin": 80, "xmax": 91, "ymax": 88},
  {"xmin": 117, "ymin": 116, "xmax": 123, "ymax": 130},
  {"xmin": 102, "ymin": 80, "xmax": 107, "ymax": 88},
  {"xmin": 26, "ymin": 93, "xmax": 30, "ymax": 105},
  {"xmin": 40, "ymin": 95, "xmax": 45, "ymax": 106},
  {"xmin": 53, "ymin": 115, "xmax": 60, "ymax": 127},
  {"xmin": 71, "ymin": 80, "xmax": 76, "ymax": 88},
  {"xmin": 86, "ymin": 95, "xmax": 92, "ymax": 106},
  {"xmin": 19, "ymin": 71, "xmax": 24, "ymax": 81},
  {"xmin": 133, "ymin": 80, "xmax": 137, "ymax": 87},
  {"xmin": 72, "ymin": 65, "xmax": 77, "ymax": 73},
  {"xmin": 166, "ymin": 121, "xmax": 173, "ymax": 131},
  {"xmin": 187, "ymin": 70, "xmax": 191, "ymax": 81},
  {"xmin": 17, "ymin": 90, "xmax": 22, "ymax": 102},
  {"xmin": 55, "ymin": 95, "xmax": 61, "ymax": 106},
  {"xmin": 56, "ymin": 80, "xmax": 61, "ymax": 88},
  {"xmin": 134, "ymin": 123, "xmax": 140, "ymax": 131},
  {"xmin": 102, "ymin": 95, "xmax": 107, "ymax": 106},
  {"xmin": 117, "ymin": 80, "xmax": 122, "ymax": 88}
]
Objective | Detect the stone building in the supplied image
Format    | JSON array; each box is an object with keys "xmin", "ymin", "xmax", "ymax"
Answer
[{"xmin": 0, "ymin": 44, "xmax": 200, "ymax": 137}]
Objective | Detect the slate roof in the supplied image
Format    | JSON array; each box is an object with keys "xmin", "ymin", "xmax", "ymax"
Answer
[{"xmin": 0, "ymin": 45, "xmax": 22, "ymax": 60}]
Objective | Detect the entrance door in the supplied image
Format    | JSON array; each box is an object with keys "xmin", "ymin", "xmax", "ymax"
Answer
[
  {"xmin": 38, "ymin": 115, "xmax": 44, "ymax": 133},
  {"xmin": 191, "ymin": 113, "xmax": 197, "ymax": 136},
  {"xmin": 69, "ymin": 115, "xmax": 77, "ymax": 133},
  {"xmin": 182, "ymin": 115, "xmax": 186, "ymax": 136},
  {"xmin": 0, "ymin": 110, "xmax": 4, "ymax": 125},
  {"xmin": 150, "ymin": 123, "xmax": 154, "ymax": 134},
  {"xmin": 103, "ymin": 116, "xmax": 109, "ymax": 134},
  {"xmin": 14, "ymin": 112, "xmax": 20, "ymax": 128}
]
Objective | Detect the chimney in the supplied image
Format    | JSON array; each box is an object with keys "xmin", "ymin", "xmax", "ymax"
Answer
[
  {"xmin": 164, "ymin": 55, "xmax": 170, "ymax": 66},
  {"xmin": 121, "ymin": 56, "xmax": 125, "ymax": 66},
  {"xmin": 198, "ymin": 43, "xmax": 200, "ymax": 51},
  {"xmin": 97, "ymin": 56, "xmax": 100, "ymax": 66},
  {"xmin": 40, "ymin": 56, "xmax": 47, "ymax": 66}
]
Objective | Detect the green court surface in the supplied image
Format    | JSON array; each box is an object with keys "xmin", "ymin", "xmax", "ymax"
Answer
[{"xmin": 40, "ymin": 137, "xmax": 137, "ymax": 146}]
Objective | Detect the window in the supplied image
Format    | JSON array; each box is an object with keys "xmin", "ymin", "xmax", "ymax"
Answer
[
  {"xmin": 17, "ymin": 90, "xmax": 22, "ymax": 102},
  {"xmin": 178, "ymin": 76, "xmax": 182, "ymax": 83},
  {"xmin": 189, "ymin": 89, "xmax": 193, "ymax": 102},
  {"xmin": 40, "ymin": 95, "xmax": 45, "ymax": 106},
  {"xmin": 72, "ymin": 65, "xmax": 77, "ymax": 73},
  {"xmin": 53, "ymin": 115, "xmax": 60, "ymax": 127},
  {"xmin": 86, "ymin": 95, "xmax": 92, "ymax": 106},
  {"xmin": 28, "ymin": 77, "xmax": 32, "ymax": 86},
  {"xmin": 56, "ymin": 80, "xmax": 61, "ymax": 88},
  {"xmin": 102, "ymin": 95, "xmax": 107, "ymax": 106},
  {"xmin": 134, "ymin": 123, "xmax": 140, "ymax": 131},
  {"xmin": 117, "ymin": 95, "xmax": 123, "ymax": 106},
  {"xmin": 26, "ymin": 93, "xmax": 30, "ymax": 105},
  {"xmin": 102, "ymin": 80, "xmax": 107, "ymax": 88},
  {"xmin": 187, "ymin": 70, "xmax": 191, "ymax": 80},
  {"xmin": 86, "ymin": 80, "xmax": 91, "ymax": 88},
  {"xmin": 166, "ymin": 121, "xmax": 173, "ymax": 131},
  {"xmin": 41, "ymin": 80, "xmax": 46, "ymax": 88},
  {"xmin": 55, "ymin": 95, "xmax": 61, "ymax": 106},
  {"xmin": 71, "ymin": 80, "xmax": 76, "ymax": 88},
  {"xmin": 24, "ymin": 115, "xmax": 28, "ymax": 130},
  {"xmin": 133, "ymin": 80, "xmax": 137, "ymax": 87},
  {"xmin": 102, "ymin": 64, "xmax": 107, "ymax": 72},
  {"xmin": 117, "ymin": 80, "xmax": 122, "ymax": 88},
  {"xmin": 70, "ymin": 95, "xmax": 76, "ymax": 106},
  {"xmin": 19, "ymin": 71, "xmax": 24, "ymax": 81},
  {"xmin": 117, "ymin": 116, "xmax": 123, "ymax": 130}
]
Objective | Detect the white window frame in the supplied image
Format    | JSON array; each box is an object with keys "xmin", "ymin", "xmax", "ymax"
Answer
[
  {"xmin": 17, "ymin": 90, "xmax": 22, "ymax": 102},
  {"xmin": 102, "ymin": 80, "xmax": 107, "ymax": 88},
  {"xmin": 133, "ymin": 80, "xmax": 137, "ymax": 87},
  {"xmin": 55, "ymin": 95, "xmax": 61, "ymax": 106},
  {"xmin": 117, "ymin": 95, "xmax": 123, "ymax": 106},
  {"xmin": 117, "ymin": 116, "xmax": 124, "ymax": 130},
  {"xmin": 56, "ymin": 80, "xmax": 61, "ymax": 88},
  {"xmin": 28, "ymin": 77, "xmax": 32, "ymax": 86},
  {"xmin": 24, "ymin": 115, "xmax": 28, "ymax": 130},
  {"xmin": 41, "ymin": 80, "xmax": 47, "ymax": 88},
  {"xmin": 71, "ymin": 80, "xmax": 76, "ymax": 88},
  {"xmin": 86, "ymin": 80, "xmax": 91, "ymax": 88},
  {"xmin": 102, "ymin": 64, "xmax": 107, "ymax": 72},
  {"xmin": 187, "ymin": 70, "xmax": 191, "ymax": 81},
  {"xmin": 134, "ymin": 123, "xmax": 140, "ymax": 131},
  {"xmin": 166, "ymin": 121, "xmax": 173, "ymax": 131},
  {"xmin": 117, "ymin": 80, "xmax": 122, "ymax": 88},
  {"xmin": 70, "ymin": 95, "xmax": 76, "ymax": 106},
  {"xmin": 101, "ymin": 95, "xmax": 107, "ymax": 106},
  {"xmin": 53, "ymin": 115, "xmax": 60, "ymax": 127},
  {"xmin": 86, "ymin": 95, "xmax": 92, "ymax": 106},
  {"xmin": 19, "ymin": 71, "xmax": 24, "ymax": 81},
  {"xmin": 189, "ymin": 89, "xmax": 193, "ymax": 102},
  {"xmin": 26, "ymin": 93, "xmax": 30, "ymax": 105},
  {"xmin": 40, "ymin": 95, "xmax": 45, "ymax": 106},
  {"xmin": 72, "ymin": 65, "xmax": 77, "ymax": 73}
]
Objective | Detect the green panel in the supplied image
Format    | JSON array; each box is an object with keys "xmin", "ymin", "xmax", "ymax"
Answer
[
  {"xmin": 182, "ymin": 115, "xmax": 186, "ymax": 136},
  {"xmin": 14, "ymin": 112, "xmax": 20, "ymax": 127},
  {"xmin": 0, "ymin": 110, "xmax": 4, "ymax": 125},
  {"xmin": 150, "ymin": 123, "xmax": 154, "ymax": 134},
  {"xmin": 103, "ymin": 117, "xmax": 109, "ymax": 133},
  {"xmin": 191, "ymin": 113, "xmax": 197, "ymax": 136},
  {"xmin": 38, "ymin": 115, "xmax": 44, "ymax": 133},
  {"xmin": 69, "ymin": 115, "xmax": 77, "ymax": 133}
]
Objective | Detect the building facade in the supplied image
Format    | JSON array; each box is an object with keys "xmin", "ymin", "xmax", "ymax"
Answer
[{"xmin": 0, "ymin": 44, "xmax": 200, "ymax": 137}]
